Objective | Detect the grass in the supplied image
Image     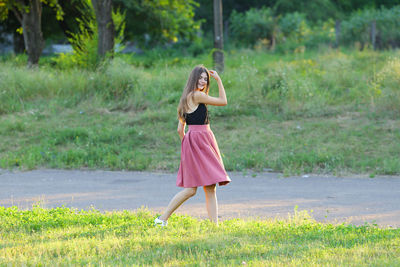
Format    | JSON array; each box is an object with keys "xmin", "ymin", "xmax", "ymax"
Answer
[
  {"xmin": 0, "ymin": 206, "xmax": 399, "ymax": 266},
  {"xmin": 0, "ymin": 48, "xmax": 400, "ymax": 175}
]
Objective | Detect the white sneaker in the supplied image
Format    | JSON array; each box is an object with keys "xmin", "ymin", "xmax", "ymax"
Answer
[{"xmin": 154, "ymin": 216, "xmax": 168, "ymax": 227}]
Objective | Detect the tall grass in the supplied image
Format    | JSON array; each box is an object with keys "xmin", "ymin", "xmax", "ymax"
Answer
[
  {"xmin": 0, "ymin": 206, "xmax": 399, "ymax": 266},
  {"xmin": 131, "ymin": 47, "xmax": 398, "ymax": 120},
  {"xmin": 0, "ymin": 48, "xmax": 400, "ymax": 174},
  {"xmin": 1, "ymin": 48, "xmax": 399, "ymax": 117}
]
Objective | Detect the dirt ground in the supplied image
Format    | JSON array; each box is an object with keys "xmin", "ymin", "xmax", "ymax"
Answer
[{"xmin": 0, "ymin": 169, "xmax": 399, "ymax": 228}]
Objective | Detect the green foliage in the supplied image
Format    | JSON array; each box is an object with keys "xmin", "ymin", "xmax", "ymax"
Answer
[
  {"xmin": 275, "ymin": 12, "xmax": 310, "ymax": 52},
  {"xmin": 276, "ymin": 12, "xmax": 335, "ymax": 51},
  {"xmin": 273, "ymin": 0, "xmax": 338, "ymax": 22},
  {"xmin": 229, "ymin": 8, "xmax": 335, "ymax": 52},
  {"xmin": 54, "ymin": 0, "xmax": 126, "ymax": 70},
  {"xmin": 303, "ymin": 20, "xmax": 335, "ymax": 49},
  {"xmin": 279, "ymin": 12, "xmax": 306, "ymax": 36},
  {"xmin": 228, "ymin": 4, "xmax": 400, "ymax": 52},
  {"xmin": 112, "ymin": 7, "xmax": 126, "ymax": 52},
  {"xmin": 52, "ymin": 1, "xmax": 97, "ymax": 69},
  {"xmin": 230, "ymin": 7, "xmax": 275, "ymax": 48},
  {"xmin": 113, "ymin": 0, "xmax": 201, "ymax": 47},
  {"xmin": 0, "ymin": 0, "xmax": 63, "ymax": 21},
  {"xmin": 195, "ymin": 0, "xmax": 400, "ymax": 34},
  {"xmin": 341, "ymin": 6, "xmax": 400, "ymax": 49}
]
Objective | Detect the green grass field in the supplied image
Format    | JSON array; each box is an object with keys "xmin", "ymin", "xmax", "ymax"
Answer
[
  {"xmin": 0, "ymin": 48, "xmax": 400, "ymax": 175},
  {"xmin": 1, "ymin": 48, "xmax": 400, "ymax": 264},
  {"xmin": 0, "ymin": 206, "xmax": 399, "ymax": 266}
]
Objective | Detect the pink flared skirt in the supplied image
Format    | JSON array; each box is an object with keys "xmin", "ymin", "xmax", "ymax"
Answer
[{"xmin": 177, "ymin": 124, "xmax": 231, "ymax": 188}]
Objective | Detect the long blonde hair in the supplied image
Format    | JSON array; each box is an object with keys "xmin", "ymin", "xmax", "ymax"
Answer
[{"xmin": 177, "ymin": 65, "xmax": 210, "ymax": 123}]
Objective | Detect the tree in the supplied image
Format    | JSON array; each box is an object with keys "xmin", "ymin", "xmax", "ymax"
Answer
[
  {"xmin": 1, "ymin": 1, "xmax": 87, "ymax": 54},
  {"xmin": 53, "ymin": 0, "xmax": 125, "ymax": 69},
  {"xmin": 0, "ymin": 0, "xmax": 63, "ymax": 67},
  {"xmin": 332, "ymin": 0, "xmax": 400, "ymax": 15},
  {"xmin": 273, "ymin": 0, "xmax": 338, "ymax": 22},
  {"xmin": 91, "ymin": 0, "xmax": 114, "ymax": 59},
  {"xmin": 113, "ymin": 0, "xmax": 200, "ymax": 47}
]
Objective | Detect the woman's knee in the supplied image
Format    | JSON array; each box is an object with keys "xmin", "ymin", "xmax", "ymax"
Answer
[
  {"xmin": 203, "ymin": 184, "xmax": 216, "ymax": 193},
  {"xmin": 184, "ymin": 187, "xmax": 197, "ymax": 197}
]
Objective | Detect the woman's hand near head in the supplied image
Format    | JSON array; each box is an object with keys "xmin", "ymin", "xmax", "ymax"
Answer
[
  {"xmin": 209, "ymin": 70, "xmax": 220, "ymax": 81},
  {"xmin": 194, "ymin": 69, "xmax": 227, "ymax": 106}
]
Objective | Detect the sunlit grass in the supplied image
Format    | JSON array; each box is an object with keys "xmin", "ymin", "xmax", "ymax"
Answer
[{"xmin": 0, "ymin": 206, "xmax": 398, "ymax": 266}]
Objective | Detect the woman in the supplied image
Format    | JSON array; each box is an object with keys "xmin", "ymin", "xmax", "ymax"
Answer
[{"xmin": 154, "ymin": 65, "xmax": 231, "ymax": 226}]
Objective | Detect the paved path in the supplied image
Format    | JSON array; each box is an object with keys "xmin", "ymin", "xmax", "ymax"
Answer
[{"xmin": 0, "ymin": 169, "xmax": 399, "ymax": 228}]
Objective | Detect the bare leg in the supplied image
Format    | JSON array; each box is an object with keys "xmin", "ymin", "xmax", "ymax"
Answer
[
  {"xmin": 159, "ymin": 187, "xmax": 197, "ymax": 221},
  {"xmin": 203, "ymin": 184, "xmax": 218, "ymax": 225}
]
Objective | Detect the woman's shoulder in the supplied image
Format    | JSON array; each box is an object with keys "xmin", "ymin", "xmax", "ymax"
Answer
[
  {"xmin": 187, "ymin": 92, "xmax": 198, "ymax": 104},
  {"xmin": 189, "ymin": 90, "xmax": 207, "ymax": 102}
]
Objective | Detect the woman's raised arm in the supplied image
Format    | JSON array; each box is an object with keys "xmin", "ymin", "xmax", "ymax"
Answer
[{"xmin": 194, "ymin": 70, "xmax": 227, "ymax": 106}]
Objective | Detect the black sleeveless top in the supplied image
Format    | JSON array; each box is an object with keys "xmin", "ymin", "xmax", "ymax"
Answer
[{"xmin": 184, "ymin": 103, "xmax": 210, "ymax": 125}]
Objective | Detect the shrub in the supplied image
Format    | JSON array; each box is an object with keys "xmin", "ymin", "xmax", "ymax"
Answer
[
  {"xmin": 341, "ymin": 6, "xmax": 400, "ymax": 49},
  {"xmin": 279, "ymin": 12, "xmax": 307, "ymax": 38},
  {"xmin": 230, "ymin": 9, "xmax": 334, "ymax": 53},
  {"xmin": 230, "ymin": 7, "xmax": 275, "ymax": 48},
  {"xmin": 54, "ymin": 2, "xmax": 126, "ymax": 70}
]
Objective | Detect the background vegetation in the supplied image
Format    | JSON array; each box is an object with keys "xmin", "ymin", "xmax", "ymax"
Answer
[
  {"xmin": 0, "ymin": 47, "xmax": 399, "ymax": 175},
  {"xmin": 3, "ymin": 0, "xmax": 400, "ymax": 56},
  {"xmin": 1, "ymin": 1, "xmax": 400, "ymax": 175}
]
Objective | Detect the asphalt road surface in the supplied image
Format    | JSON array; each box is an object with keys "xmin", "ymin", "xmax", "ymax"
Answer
[{"xmin": 1, "ymin": 169, "xmax": 399, "ymax": 228}]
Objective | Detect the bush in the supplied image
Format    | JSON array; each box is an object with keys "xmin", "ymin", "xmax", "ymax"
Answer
[
  {"xmin": 230, "ymin": 9, "xmax": 335, "ymax": 53},
  {"xmin": 229, "ymin": 5, "xmax": 400, "ymax": 52},
  {"xmin": 341, "ymin": 6, "xmax": 400, "ymax": 49},
  {"xmin": 279, "ymin": 12, "xmax": 307, "ymax": 37},
  {"xmin": 230, "ymin": 7, "xmax": 275, "ymax": 48},
  {"xmin": 54, "ymin": 2, "xmax": 126, "ymax": 70},
  {"xmin": 304, "ymin": 20, "xmax": 335, "ymax": 50}
]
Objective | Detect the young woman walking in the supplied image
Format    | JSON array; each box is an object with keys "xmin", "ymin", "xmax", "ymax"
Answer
[{"xmin": 154, "ymin": 65, "xmax": 231, "ymax": 226}]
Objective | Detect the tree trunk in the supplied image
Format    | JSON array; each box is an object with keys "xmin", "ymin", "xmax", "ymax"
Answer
[
  {"xmin": 91, "ymin": 0, "xmax": 114, "ymax": 59},
  {"xmin": 20, "ymin": 0, "xmax": 44, "ymax": 67},
  {"xmin": 213, "ymin": 0, "xmax": 224, "ymax": 73}
]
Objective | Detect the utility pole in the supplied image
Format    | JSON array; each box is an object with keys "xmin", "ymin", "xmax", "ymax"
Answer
[{"xmin": 213, "ymin": 0, "xmax": 224, "ymax": 72}]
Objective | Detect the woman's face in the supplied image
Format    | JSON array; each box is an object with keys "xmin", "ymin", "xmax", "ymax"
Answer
[{"xmin": 197, "ymin": 72, "xmax": 208, "ymax": 90}]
